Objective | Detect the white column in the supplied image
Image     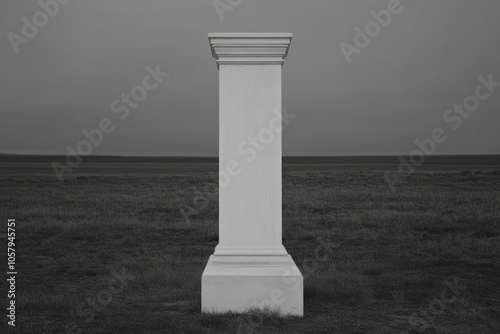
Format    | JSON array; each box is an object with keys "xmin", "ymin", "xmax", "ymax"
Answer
[{"xmin": 202, "ymin": 33, "xmax": 303, "ymax": 316}]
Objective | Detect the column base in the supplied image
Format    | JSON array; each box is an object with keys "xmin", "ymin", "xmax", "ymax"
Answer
[{"xmin": 201, "ymin": 253, "xmax": 303, "ymax": 316}]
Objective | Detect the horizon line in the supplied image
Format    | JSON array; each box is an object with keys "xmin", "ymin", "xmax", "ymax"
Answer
[{"xmin": 1, "ymin": 153, "xmax": 499, "ymax": 158}]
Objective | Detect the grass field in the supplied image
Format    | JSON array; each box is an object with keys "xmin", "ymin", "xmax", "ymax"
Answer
[{"xmin": 1, "ymin": 165, "xmax": 500, "ymax": 333}]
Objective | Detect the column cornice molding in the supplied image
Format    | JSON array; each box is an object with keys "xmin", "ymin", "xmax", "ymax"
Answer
[{"xmin": 208, "ymin": 33, "xmax": 293, "ymax": 67}]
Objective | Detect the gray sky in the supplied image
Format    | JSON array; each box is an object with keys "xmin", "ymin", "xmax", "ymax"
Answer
[{"xmin": 1, "ymin": 0, "xmax": 499, "ymax": 156}]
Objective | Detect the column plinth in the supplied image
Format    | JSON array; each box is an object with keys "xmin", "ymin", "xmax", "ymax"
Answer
[{"xmin": 202, "ymin": 33, "xmax": 303, "ymax": 316}]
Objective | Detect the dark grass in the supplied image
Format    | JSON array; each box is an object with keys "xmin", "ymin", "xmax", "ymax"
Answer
[{"xmin": 1, "ymin": 168, "xmax": 500, "ymax": 333}]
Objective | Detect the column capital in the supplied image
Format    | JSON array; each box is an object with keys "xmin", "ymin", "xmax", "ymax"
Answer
[{"xmin": 208, "ymin": 33, "xmax": 292, "ymax": 67}]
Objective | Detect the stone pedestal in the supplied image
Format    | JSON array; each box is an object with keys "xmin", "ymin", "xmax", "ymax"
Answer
[{"xmin": 202, "ymin": 33, "xmax": 303, "ymax": 316}]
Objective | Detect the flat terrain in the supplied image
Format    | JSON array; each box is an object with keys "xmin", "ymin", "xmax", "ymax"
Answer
[
  {"xmin": 2, "ymin": 155, "xmax": 500, "ymax": 175},
  {"xmin": 1, "ymin": 158, "xmax": 500, "ymax": 333}
]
